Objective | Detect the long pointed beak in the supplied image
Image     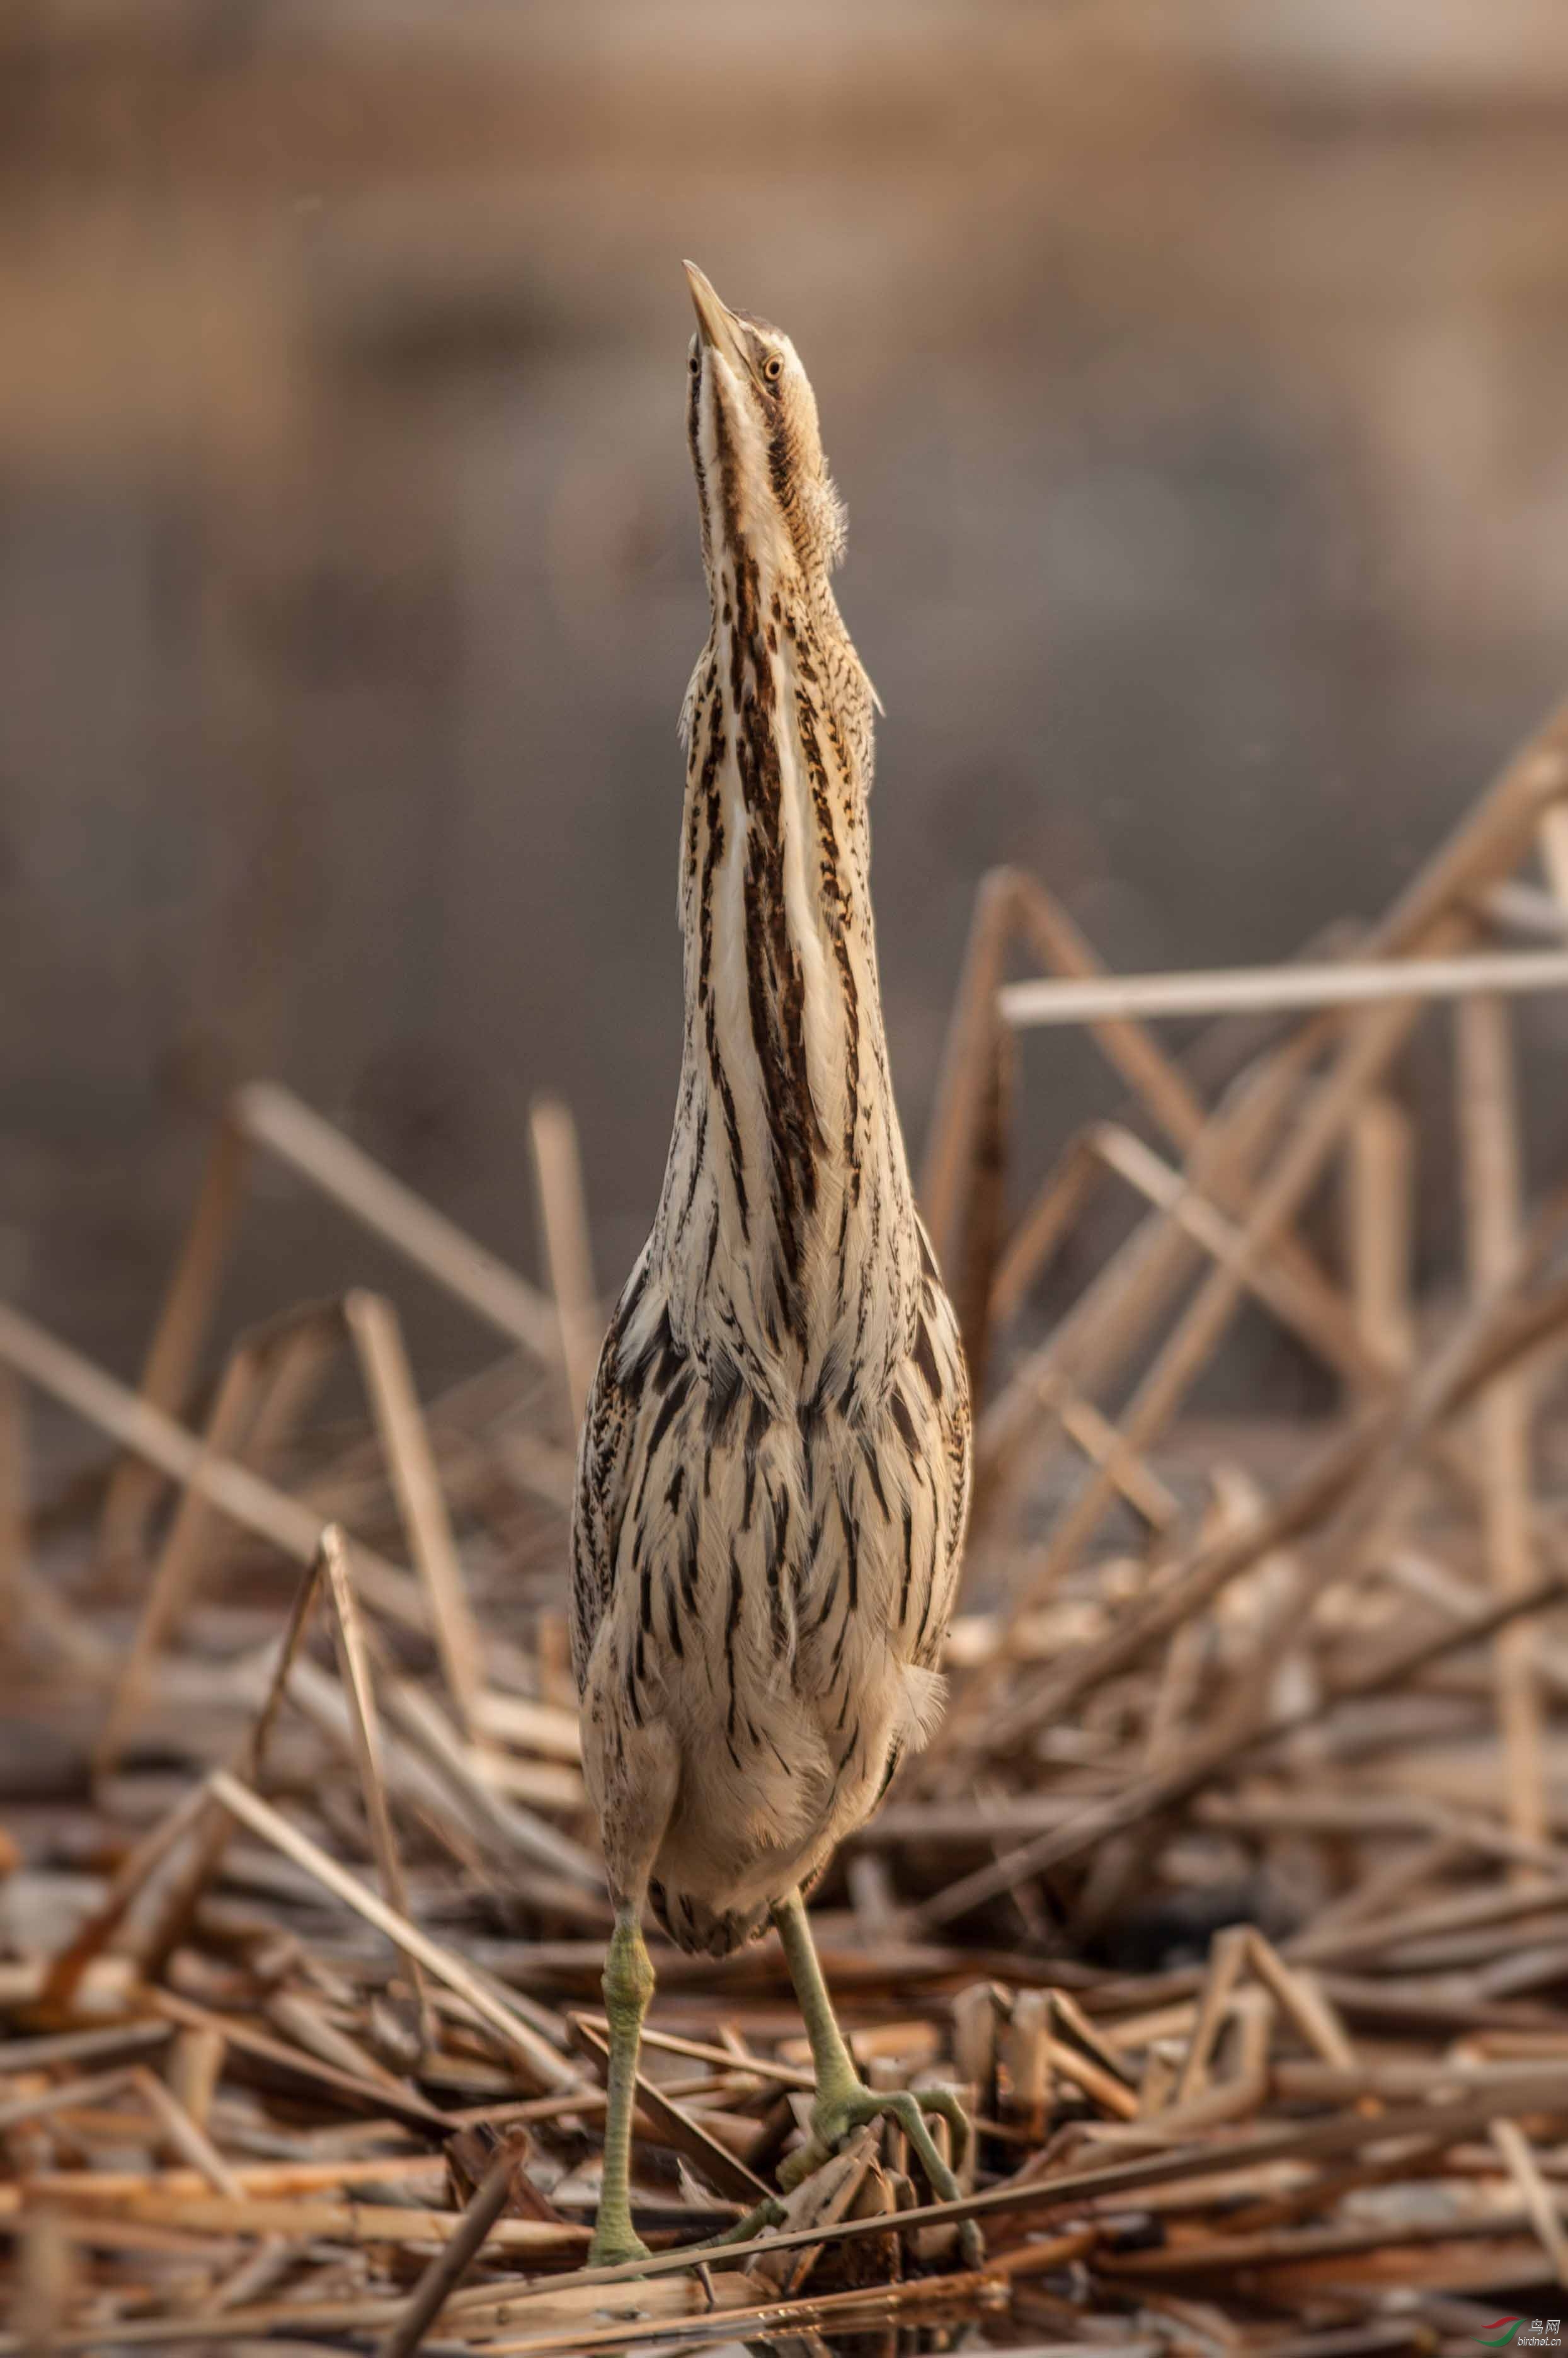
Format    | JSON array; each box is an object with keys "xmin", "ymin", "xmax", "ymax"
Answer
[{"xmin": 684, "ymin": 260, "xmax": 748, "ymax": 374}]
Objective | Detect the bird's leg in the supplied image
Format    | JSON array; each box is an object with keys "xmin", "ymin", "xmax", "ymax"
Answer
[
  {"xmin": 770, "ymin": 1887, "xmax": 983, "ymax": 2265},
  {"xmin": 588, "ymin": 1901, "xmax": 655, "ymax": 2269},
  {"xmin": 772, "ymin": 1886, "xmax": 865, "ymax": 2141}
]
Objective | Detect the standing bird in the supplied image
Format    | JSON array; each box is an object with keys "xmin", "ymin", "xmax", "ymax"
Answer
[{"xmin": 571, "ymin": 263, "xmax": 975, "ymax": 2270}]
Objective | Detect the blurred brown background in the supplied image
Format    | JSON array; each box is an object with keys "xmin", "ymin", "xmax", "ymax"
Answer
[{"xmin": 5, "ymin": 0, "xmax": 1568, "ymax": 1402}]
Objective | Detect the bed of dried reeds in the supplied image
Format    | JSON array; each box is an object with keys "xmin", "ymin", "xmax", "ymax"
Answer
[{"xmin": 6, "ymin": 699, "xmax": 1568, "ymax": 2354}]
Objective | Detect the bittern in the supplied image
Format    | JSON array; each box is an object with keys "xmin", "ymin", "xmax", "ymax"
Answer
[{"xmin": 571, "ymin": 263, "xmax": 975, "ymax": 2269}]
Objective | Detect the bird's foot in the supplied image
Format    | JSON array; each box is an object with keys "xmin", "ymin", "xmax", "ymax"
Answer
[
  {"xmin": 586, "ymin": 2214, "xmax": 653, "ymax": 2271},
  {"xmin": 781, "ymin": 2080, "xmax": 984, "ymax": 2268}
]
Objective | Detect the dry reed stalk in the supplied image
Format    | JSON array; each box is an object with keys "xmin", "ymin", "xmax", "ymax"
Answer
[
  {"xmin": 987, "ymin": 1130, "xmax": 1101, "ymax": 1331},
  {"xmin": 0, "ymin": 1367, "xmax": 25, "ymax": 1642},
  {"xmin": 528, "ymin": 1095, "xmax": 599, "ymax": 1428},
  {"xmin": 374, "ymin": 2139, "xmax": 527, "ymax": 2358},
  {"xmin": 919, "ymin": 1554, "xmax": 1568, "ymax": 1933},
  {"xmin": 1010, "ymin": 870, "xmax": 1208, "ymax": 1150},
  {"xmin": 1542, "ymin": 802, "xmax": 1568, "ymax": 907},
  {"xmin": 0, "ymin": 1300, "xmax": 350, "ymax": 1581},
  {"xmin": 163, "ymin": 2022, "xmax": 225, "ymax": 2132},
  {"xmin": 205, "ymin": 1768, "xmax": 577, "ymax": 2092},
  {"xmin": 127, "ymin": 2065, "xmax": 245, "ymax": 2195},
  {"xmin": 11, "ymin": 2207, "xmax": 72, "ymax": 2357},
  {"xmin": 918, "ymin": 868, "xmax": 1019, "ymax": 1387},
  {"xmin": 1027, "ymin": 1370, "xmax": 1180, "ymax": 1531},
  {"xmin": 1007, "ymin": 936, "xmax": 1467, "ymax": 1614},
  {"xmin": 988, "ymin": 898, "xmax": 1373, "ymax": 1439},
  {"xmin": 474, "ymin": 2257, "xmax": 1017, "ymax": 2357},
  {"xmin": 95, "ymin": 1111, "xmax": 248, "ymax": 1566},
  {"xmin": 972, "ymin": 1021, "xmax": 1325, "ymax": 1549},
  {"xmin": 146, "ymin": 1989, "xmax": 451, "ymax": 2130},
  {"xmin": 981, "ymin": 1172, "xmax": 1568, "ymax": 1772},
  {"xmin": 94, "ymin": 1334, "xmax": 272, "ymax": 1775},
  {"xmin": 1242, "ymin": 1933, "xmax": 1358, "ymax": 2076},
  {"xmin": 953, "ymin": 997, "xmax": 1014, "ymax": 1394},
  {"xmin": 471, "ymin": 1691, "xmax": 581, "ymax": 1757},
  {"xmin": 43, "ymin": 1544, "xmax": 327, "ymax": 2009},
  {"xmin": 919, "ymin": 866, "xmax": 1019, "ymax": 1270},
  {"xmin": 1001, "ymin": 943, "xmax": 1568, "ymax": 1027},
  {"xmin": 235, "ymin": 1082, "xmax": 560, "ymax": 1358},
  {"xmin": 1455, "ymin": 992, "xmax": 1550, "ymax": 1873},
  {"xmin": 345, "ymin": 1288, "xmax": 487, "ymax": 1738},
  {"xmin": 1089, "ymin": 1122, "xmax": 1373, "ymax": 1385},
  {"xmin": 317, "ymin": 1525, "xmax": 435, "ymax": 2051},
  {"xmin": 972, "ymin": 1405, "xmax": 1384, "ymax": 1759},
  {"xmin": 94, "ymin": 1077, "xmax": 561, "ymax": 1610},
  {"xmin": 1487, "ymin": 2115, "xmax": 1568, "ymax": 2284},
  {"xmin": 980, "ymin": 696, "xmax": 1568, "ymax": 1579},
  {"xmin": 1342, "ymin": 1094, "xmax": 1416, "ymax": 1374}
]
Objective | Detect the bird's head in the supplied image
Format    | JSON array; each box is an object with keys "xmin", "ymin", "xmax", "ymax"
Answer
[{"xmin": 683, "ymin": 261, "xmax": 848, "ymax": 604}]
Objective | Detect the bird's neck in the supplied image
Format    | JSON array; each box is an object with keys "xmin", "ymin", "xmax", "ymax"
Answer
[{"xmin": 652, "ymin": 550, "xmax": 919, "ymax": 1402}]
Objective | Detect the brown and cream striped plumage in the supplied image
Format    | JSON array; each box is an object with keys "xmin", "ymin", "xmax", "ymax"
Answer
[{"xmin": 571, "ymin": 266, "xmax": 971, "ymax": 1962}]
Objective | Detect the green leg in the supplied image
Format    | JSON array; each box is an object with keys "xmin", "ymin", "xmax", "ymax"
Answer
[
  {"xmin": 772, "ymin": 1884, "xmax": 863, "ymax": 2124},
  {"xmin": 771, "ymin": 1888, "xmax": 984, "ymax": 2267},
  {"xmin": 588, "ymin": 1904, "xmax": 655, "ymax": 2269}
]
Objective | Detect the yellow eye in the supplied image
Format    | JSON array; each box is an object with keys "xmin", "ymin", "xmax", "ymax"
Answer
[{"xmin": 762, "ymin": 354, "xmax": 784, "ymax": 386}]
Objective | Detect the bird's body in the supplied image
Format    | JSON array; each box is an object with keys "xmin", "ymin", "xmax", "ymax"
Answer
[
  {"xmin": 573, "ymin": 1219, "xmax": 968, "ymax": 1957},
  {"xmin": 571, "ymin": 266, "xmax": 974, "ymax": 2267}
]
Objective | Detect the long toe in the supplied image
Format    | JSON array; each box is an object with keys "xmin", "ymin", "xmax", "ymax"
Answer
[
  {"xmin": 912, "ymin": 2085, "xmax": 973, "ymax": 2176},
  {"xmin": 777, "ymin": 2138, "xmax": 831, "ymax": 2193},
  {"xmin": 696, "ymin": 2194, "xmax": 787, "ymax": 2250}
]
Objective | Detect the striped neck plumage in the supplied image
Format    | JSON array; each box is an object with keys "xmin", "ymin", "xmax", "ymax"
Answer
[{"xmin": 648, "ymin": 268, "xmax": 919, "ymax": 1405}]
